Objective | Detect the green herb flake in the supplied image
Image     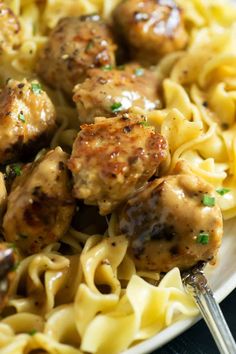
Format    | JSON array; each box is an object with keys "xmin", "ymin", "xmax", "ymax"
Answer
[
  {"xmin": 202, "ymin": 194, "xmax": 215, "ymax": 207},
  {"xmin": 134, "ymin": 68, "xmax": 144, "ymax": 77},
  {"xmin": 117, "ymin": 65, "xmax": 125, "ymax": 70},
  {"xmin": 139, "ymin": 120, "xmax": 149, "ymax": 127},
  {"xmin": 31, "ymin": 82, "xmax": 42, "ymax": 94},
  {"xmin": 28, "ymin": 328, "xmax": 37, "ymax": 336},
  {"xmin": 12, "ymin": 261, "xmax": 20, "ymax": 272},
  {"xmin": 18, "ymin": 234, "xmax": 28, "ymax": 239},
  {"xmin": 9, "ymin": 243, "xmax": 17, "ymax": 250},
  {"xmin": 197, "ymin": 232, "xmax": 209, "ymax": 245},
  {"xmin": 101, "ymin": 64, "xmax": 113, "ymax": 71},
  {"xmin": 111, "ymin": 102, "xmax": 122, "ymax": 113},
  {"xmin": 12, "ymin": 164, "xmax": 21, "ymax": 176},
  {"xmin": 85, "ymin": 40, "xmax": 94, "ymax": 52},
  {"xmin": 18, "ymin": 112, "xmax": 25, "ymax": 123},
  {"xmin": 216, "ymin": 187, "xmax": 230, "ymax": 196}
]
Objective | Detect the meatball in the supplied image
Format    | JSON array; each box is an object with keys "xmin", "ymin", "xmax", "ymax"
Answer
[
  {"xmin": 0, "ymin": 244, "xmax": 17, "ymax": 312},
  {"xmin": 68, "ymin": 114, "xmax": 167, "ymax": 215},
  {"xmin": 0, "ymin": 79, "xmax": 56, "ymax": 164},
  {"xmin": 0, "ymin": 1, "xmax": 21, "ymax": 54},
  {"xmin": 37, "ymin": 15, "xmax": 116, "ymax": 95},
  {"xmin": 73, "ymin": 64, "xmax": 161, "ymax": 124},
  {"xmin": 117, "ymin": 173, "xmax": 223, "ymax": 273},
  {"xmin": 113, "ymin": 0, "xmax": 188, "ymax": 65},
  {"xmin": 3, "ymin": 147, "xmax": 75, "ymax": 254}
]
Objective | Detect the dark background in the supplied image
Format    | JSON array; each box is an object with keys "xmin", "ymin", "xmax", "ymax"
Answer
[{"xmin": 153, "ymin": 289, "xmax": 236, "ymax": 354}]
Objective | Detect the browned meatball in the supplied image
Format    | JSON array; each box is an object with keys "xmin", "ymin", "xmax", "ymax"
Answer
[
  {"xmin": 73, "ymin": 64, "xmax": 161, "ymax": 123},
  {"xmin": 117, "ymin": 173, "xmax": 223, "ymax": 273},
  {"xmin": 0, "ymin": 1, "xmax": 21, "ymax": 54},
  {"xmin": 0, "ymin": 79, "xmax": 56, "ymax": 164},
  {"xmin": 3, "ymin": 147, "xmax": 75, "ymax": 254},
  {"xmin": 68, "ymin": 114, "xmax": 167, "ymax": 215},
  {"xmin": 113, "ymin": 0, "xmax": 188, "ymax": 65},
  {"xmin": 0, "ymin": 244, "xmax": 17, "ymax": 312},
  {"xmin": 37, "ymin": 15, "xmax": 117, "ymax": 95}
]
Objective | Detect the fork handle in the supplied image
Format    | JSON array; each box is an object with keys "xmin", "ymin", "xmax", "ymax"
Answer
[{"xmin": 183, "ymin": 272, "xmax": 236, "ymax": 354}]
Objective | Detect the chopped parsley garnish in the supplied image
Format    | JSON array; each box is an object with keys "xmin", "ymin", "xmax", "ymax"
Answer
[
  {"xmin": 216, "ymin": 188, "xmax": 230, "ymax": 196},
  {"xmin": 85, "ymin": 40, "xmax": 94, "ymax": 52},
  {"xmin": 31, "ymin": 82, "xmax": 42, "ymax": 94},
  {"xmin": 117, "ymin": 65, "xmax": 125, "ymax": 70},
  {"xmin": 139, "ymin": 120, "xmax": 149, "ymax": 127},
  {"xmin": 12, "ymin": 164, "xmax": 21, "ymax": 176},
  {"xmin": 101, "ymin": 64, "xmax": 113, "ymax": 71},
  {"xmin": 197, "ymin": 232, "xmax": 209, "ymax": 245},
  {"xmin": 202, "ymin": 194, "xmax": 215, "ymax": 207},
  {"xmin": 9, "ymin": 243, "xmax": 17, "ymax": 250},
  {"xmin": 134, "ymin": 68, "xmax": 144, "ymax": 76},
  {"xmin": 12, "ymin": 261, "xmax": 20, "ymax": 272},
  {"xmin": 18, "ymin": 112, "xmax": 25, "ymax": 123},
  {"xmin": 18, "ymin": 234, "xmax": 28, "ymax": 239},
  {"xmin": 5, "ymin": 163, "xmax": 22, "ymax": 179},
  {"xmin": 111, "ymin": 102, "xmax": 122, "ymax": 113},
  {"xmin": 28, "ymin": 329, "xmax": 37, "ymax": 336}
]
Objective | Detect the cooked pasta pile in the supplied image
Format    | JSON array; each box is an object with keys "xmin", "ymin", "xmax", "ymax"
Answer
[{"xmin": 0, "ymin": 0, "xmax": 236, "ymax": 353}]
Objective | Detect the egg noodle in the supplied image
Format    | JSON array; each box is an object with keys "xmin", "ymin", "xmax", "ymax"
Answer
[{"xmin": 0, "ymin": 0, "xmax": 236, "ymax": 353}]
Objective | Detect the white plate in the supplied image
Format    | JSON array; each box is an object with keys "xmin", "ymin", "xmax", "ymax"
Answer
[{"xmin": 122, "ymin": 219, "xmax": 236, "ymax": 354}]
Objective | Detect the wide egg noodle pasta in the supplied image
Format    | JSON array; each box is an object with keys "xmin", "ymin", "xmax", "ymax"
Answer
[
  {"xmin": 0, "ymin": 237, "xmax": 197, "ymax": 354},
  {"xmin": 146, "ymin": 14, "xmax": 236, "ymax": 218},
  {"xmin": 1, "ymin": 0, "xmax": 236, "ymax": 353},
  {"xmin": 78, "ymin": 268, "xmax": 197, "ymax": 354},
  {"xmin": 75, "ymin": 238, "xmax": 197, "ymax": 354}
]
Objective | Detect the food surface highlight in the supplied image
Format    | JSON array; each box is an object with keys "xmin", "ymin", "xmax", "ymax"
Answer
[
  {"xmin": 113, "ymin": 0, "xmax": 188, "ymax": 64},
  {"xmin": 117, "ymin": 167, "xmax": 223, "ymax": 273},
  {"xmin": 0, "ymin": 1, "xmax": 21, "ymax": 54},
  {"xmin": 0, "ymin": 244, "xmax": 17, "ymax": 312},
  {"xmin": 73, "ymin": 64, "xmax": 161, "ymax": 123},
  {"xmin": 68, "ymin": 114, "xmax": 167, "ymax": 214},
  {"xmin": 37, "ymin": 14, "xmax": 116, "ymax": 95},
  {"xmin": 0, "ymin": 79, "xmax": 56, "ymax": 163},
  {"xmin": 3, "ymin": 147, "xmax": 75, "ymax": 254}
]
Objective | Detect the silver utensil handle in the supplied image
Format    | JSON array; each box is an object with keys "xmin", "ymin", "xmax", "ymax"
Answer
[{"xmin": 183, "ymin": 272, "xmax": 236, "ymax": 354}]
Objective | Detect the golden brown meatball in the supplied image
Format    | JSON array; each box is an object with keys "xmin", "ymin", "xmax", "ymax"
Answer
[
  {"xmin": 0, "ymin": 1, "xmax": 21, "ymax": 54},
  {"xmin": 0, "ymin": 79, "xmax": 56, "ymax": 164},
  {"xmin": 68, "ymin": 114, "xmax": 167, "ymax": 215},
  {"xmin": 0, "ymin": 243, "xmax": 17, "ymax": 312},
  {"xmin": 73, "ymin": 64, "xmax": 161, "ymax": 123},
  {"xmin": 3, "ymin": 147, "xmax": 75, "ymax": 254},
  {"xmin": 117, "ymin": 173, "xmax": 223, "ymax": 273},
  {"xmin": 113, "ymin": 0, "xmax": 188, "ymax": 65},
  {"xmin": 37, "ymin": 15, "xmax": 116, "ymax": 95}
]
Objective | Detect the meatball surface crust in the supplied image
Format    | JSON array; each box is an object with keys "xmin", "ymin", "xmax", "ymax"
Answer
[
  {"xmin": 117, "ymin": 174, "xmax": 223, "ymax": 273},
  {"xmin": 68, "ymin": 114, "xmax": 167, "ymax": 215},
  {"xmin": 0, "ymin": 1, "xmax": 21, "ymax": 54},
  {"xmin": 3, "ymin": 147, "xmax": 75, "ymax": 254},
  {"xmin": 0, "ymin": 79, "xmax": 56, "ymax": 164},
  {"xmin": 37, "ymin": 15, "xmax": 116, "ymax": 95},
  {"xmin": 73, "ymin": 64, "xmax": 161, "ymax": 124},
  {"xmin": 113, "ymin": 0, "xmax": 188, "ymax": 64}
]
